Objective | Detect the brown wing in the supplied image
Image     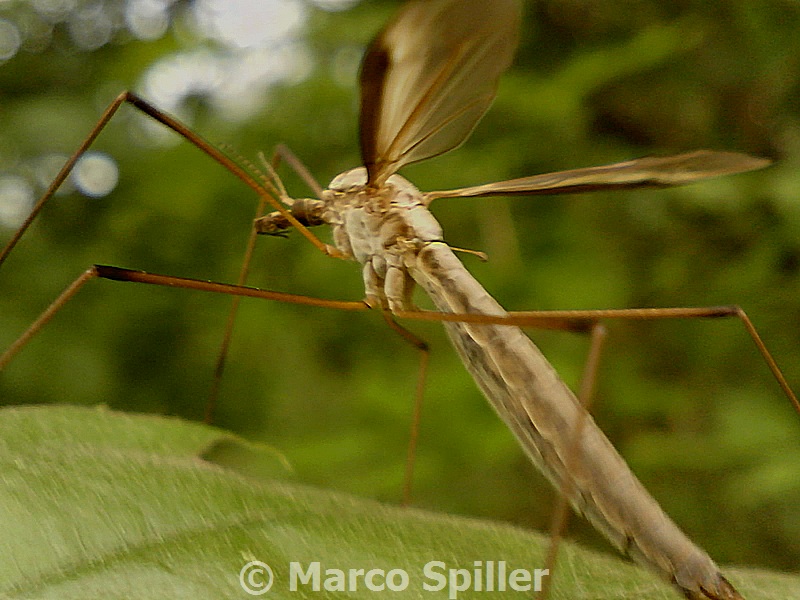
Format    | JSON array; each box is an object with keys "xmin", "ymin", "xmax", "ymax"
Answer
[
  {"xmin": 359, "ymin": 0, "xmax": 521, "ymax": 187},
  {"xmin": 424, "ymin": 150, "xmax": 771, "ymax": 202}
]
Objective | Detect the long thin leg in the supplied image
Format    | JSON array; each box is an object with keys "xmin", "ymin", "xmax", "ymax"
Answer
[
  {"xmin": 203, "ymin": 140, "xmax": 358, "ymax": 424},
  {"xmin": 0, "ymin": 91, "xmax": 342, "ymax": 269},
  {"xmin": 380, "ymin": 313, "xmax": 430, "ymax": 505},
  {"xmin": 393, "ymin": 305, "xmax": 799, "ymax": 414},
  {"xmin": 0, "ymin": 265, "xmax": 369, "ymax": 371},
  {"xmin": 9, "ymin": 269, "xmax": 793, "ymax": 415},
  {"xmin": 0, "ymin": 269, "xmax": 99, "ymax": 369},
  {"xmin": 205, "ymin": 147, "xmax": 294, "ymax": 424},
  {"xmin": 203, "ymin": 143, "xmax": 342, "ymax": 424},
  {"xmin": 538, "ymin": 322, "xmax": 608, "ymax": 600},
  {"xmin": 9, "ymin": 266, "xmax": 793, "ymax": 417},
  {"xmin": 0, "ymin": 94, "xmax": 127, "ymax": 266},
  {"xmin": 273, "ymin": 143, "xmax": 325, "ymax": 198},
  {"xmin": 204, "ymin": 193, "xmax": 269, "ymax": 424}
]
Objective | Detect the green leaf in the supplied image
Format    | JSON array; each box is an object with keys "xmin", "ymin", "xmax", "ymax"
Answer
[{"xmin": 0, "ymin": 405, "xmax": 797, "ymax": 599}]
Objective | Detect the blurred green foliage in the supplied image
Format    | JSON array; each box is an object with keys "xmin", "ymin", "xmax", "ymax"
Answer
[{"xmin": 1, "ymin": 0, "xmax": 799, "ymax": 575}]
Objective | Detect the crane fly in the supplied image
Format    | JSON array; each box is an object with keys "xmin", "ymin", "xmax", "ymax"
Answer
[{"xmin": 1, "ymin": 1, "xmax": 797, "ymax": 599}]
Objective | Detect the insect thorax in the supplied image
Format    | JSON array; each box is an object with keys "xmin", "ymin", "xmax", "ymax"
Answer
[{"xmin": 324, "ymin": 167, "xmax": 444, "ymax": 310}]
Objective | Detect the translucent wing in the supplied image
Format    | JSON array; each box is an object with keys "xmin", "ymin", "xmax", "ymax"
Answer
[
  {"xmin": 424, "ymin": 150, "xmax": 771, "ymax": 202},
  {"xmin": 359, "ymin": 0, "xmax": 521, "ymax": 187}
]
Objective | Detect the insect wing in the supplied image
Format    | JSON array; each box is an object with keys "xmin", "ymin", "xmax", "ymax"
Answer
[
  {"xmin": 424, "ymin": 150, "xmax": 771, "ymax": 201},
  {"xmin": 359, "ymin": 0, "xmax": 521, "ymax": 186}
]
